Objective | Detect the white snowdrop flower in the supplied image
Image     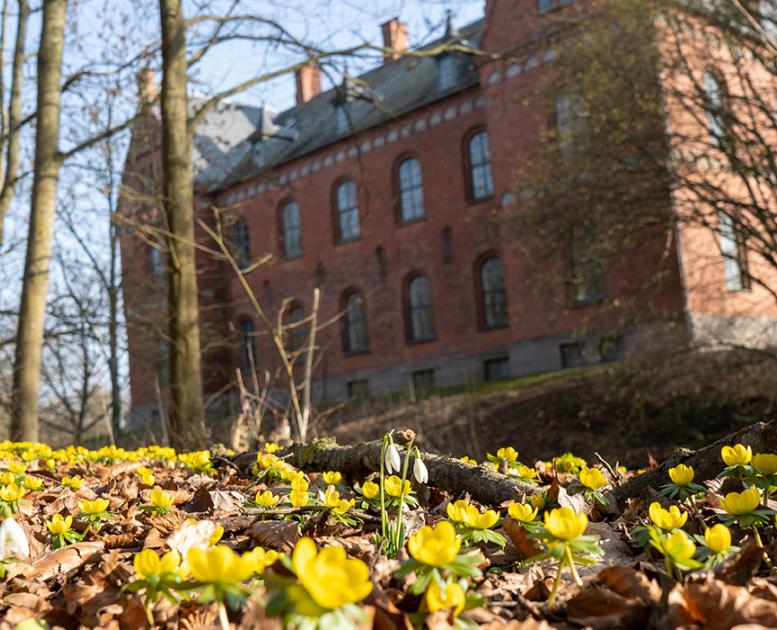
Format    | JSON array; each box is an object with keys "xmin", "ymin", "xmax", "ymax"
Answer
[
  {"xmin": 385, "ymin": 443, "xmax": 401, "ymax": 474},
  {"xmin": 0, "ymin": 518, "xmax": 29, "ymax": 559},
  {"xmin": 413, "ymin": 457, "xmax": 429, "ymax": 484}
]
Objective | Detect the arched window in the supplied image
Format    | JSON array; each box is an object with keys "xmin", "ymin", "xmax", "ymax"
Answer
[
  {"xmin": 398, "ymin": 157, "xmax": 425, "ymax": 222},
  {"xmin": 233, "ymin": 218, "xmax": 251, "ymax": 269},
  {"xmin": 281, "ymin": 201, "xmax": 302, "ymax": 258},
  {"xmin": 479, "ymin": 256, "xmax": 509, "ymax": 329},
  {"xmin": 239, "ymin": 319, "xmax": 257, "ymax": 372},
  {"xmin": 467, "ymin": 130, "xmax": 493, "ymax": 201},
  {"xmin": 406, "ymin": 275, "xmax": 435, "ymax": 341},
  {"xmin": 702, "ymin": 72, "xmax": 725, "ymax": 146},
  {"xmin": 286, "ymin": 303, "xmax": 308, "ymax": 351},
  {"xmin": 343, "ymin": 291, "xmax": 369, "ymax": 353},
  {"xmin": 335, "ymin": 180, "xmax": 360, "ymax": 242}
]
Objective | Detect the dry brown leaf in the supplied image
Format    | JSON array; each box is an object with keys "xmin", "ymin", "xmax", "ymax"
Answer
[
  {"xmin": 682, "ymin": 575, "xmax": 777, "ymax": 630},
  {"xmin": 246, "ymin": 519, "xmax": 299, "ymax": 552},
  {"xmin": 567, "ymin": 584, "xmax": 651, "ymax": 629},
  {"xmin": 24, "ymin": 541, "xmax": 105, "ymax": 581},
  {"xmin": 598, "ymin": 565, "xmax": 661, "ymax": 604},
  {"xmin": 715, "ymin": 544, "xmax": 765, "ymax": 586},
  {"xmin": 503, "ymin": 516, "xmax": 543, "ymax": 560}
]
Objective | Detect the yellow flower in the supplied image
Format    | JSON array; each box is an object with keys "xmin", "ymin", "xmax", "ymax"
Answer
[
  {"xmin": 663, "ymin": 530, "xmax": 696, "ymax": 562},
  {"xmin": 290, "ymin": 489, "xmax": 309, "ymax": 507},
  {"xmin": 79, "ymin": 498, "xmax": 110, "ymax": 515},
  {"xmin": 7, "ymin": 462, "xmax": 26, "ymax": 475},
  {"xmin": 720, "ymin": 487, "xmax": 761, "ymax": 515},
  {"xmin": 496, "ymin": 447, "xmax": 518, "ymax": 463},
  {"xmin": 425, "ymin": 580, "xmax": 465, "ymax": 616},
  {"xmin": 254, "ymin": 489, "xmax": 280, "ymax": 507},
  {"xmin": 23, "ymin": 476, "xmax": 43, "ymax": 491},
  {"xmin": 407, "ymin": 521, "xmax": 461, "ymax": 567},
  {"xmin": 291, "ymin": 475, "xmax": 309, "ymax": 493},
  {"xmin": 264, "ymin": 442, "xmax": 281, "ymax": 453},
  {"xmin": 579, "ymin": 468, "xmax": 606, "ymax": 490},
  {"xmin": 134, "ymin": 549, "xmax": 183, "ymax": 579},
  {"xmin": 446, "ymin": 500, "xmax": 499, "ymax": 529},
  {"xmin": 668, "ymin": 464, "xmax": 694, "ymax": 486},
  {"xmin": 46, "ymin": 514, "xmax": 73, "ymax": 535},
  {"xmin": 208, "ymin": 525, "xmax": 224, "ymax": 545},
  {"xmin": 648, "ymin": 502, "xmax": 688, "ymax": 530},
  {"xmin": 187, "ymin": 545, "xmax": 254, "ymax": 584},
  {"xmin": 544, "ymin": 507, "xmax": 588, "ymax": 540},
  {"xmin": 242, "ymin": 546, "xmax": 281, "ymax": 574},
  {"xmin": 139, "ymin": 471, "xmax": 155, "ymax": 487},
  {"xmin": 460, "ymin": 456, "xmax": 477, "ymax": 465},
  {"xmin": 324, "ymin": 486, "xmax": 354, "ymax": 515},
  {"xmin": 384, "ymin": 475, "xmax": 411, "ymax": 497},
  {"xmin": 705, "ymin": 524, "xmax": 731, "ymax": 554},
  {"xmin": 291, "ymin": 537, "xmax": 373, "ymax": 610},
  {"xmin": 0, "ymin": 483, "xmax": 25, "ymax": 502},
  {"xmin": 508, "ymin": 502, "xmax": 538, "ymax": 523},
  {"xmin": 516, "ymin": 465, "xmax": 538, "ymax": 481},
  {"xmin": 721, "ymin": 444, "xmax": 752, "ymax": 466},
  {"xmin": 530, "ymin": 494, "xmax": 546, "ymax": 510},
  {"xmin": 149, "ymin": 487, "xmax": 174, "ymax": 509},
  {"xmin": 361, "ymin": 481, "xmax": 379, "ymax": 500},
  {"xmin": 321, "ymin": 471, "xmax": 342, "ymax": 485},
  {"xmin": 0, "ymin": 472, "xmax": 13, "ymax": 486},
  {"xmin": 753, "ymin": 453, "xmax": 777, "ymax": 475},
  {"xmin": 61, "ymin": 476, "xmax": 83, "ymax": 489}
]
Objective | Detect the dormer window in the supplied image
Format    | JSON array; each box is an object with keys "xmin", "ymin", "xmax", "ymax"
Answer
[
  {"xmin": 437, "ymin": 55, "xmax": 458, "ymax": 91},
  {"xmin": 335, "ymin": 103, "xmax": 349, "ymax": 134}
]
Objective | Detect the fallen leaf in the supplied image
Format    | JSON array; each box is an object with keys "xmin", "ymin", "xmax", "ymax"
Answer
[
  {"xmin": 246, "ymin": 519, "xmax": 299, "ymax": 552},
  {"xmin": 24, "ymin": 541, "xmax": 105, "ymax": 581}
]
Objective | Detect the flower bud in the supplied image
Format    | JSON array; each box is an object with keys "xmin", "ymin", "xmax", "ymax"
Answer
[
  {"xmin": 413, "ymin": 457, "xmax": 429, "ymax": 484},
  {"xmin": 385, "ymin": 444, "xmax": 401, "ymax": 474}
]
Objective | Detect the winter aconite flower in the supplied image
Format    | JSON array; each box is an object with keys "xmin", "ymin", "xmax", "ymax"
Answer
[
  {"xmin": 134, "ymin": 549, "xmax": 183, "ymax": 580},
  {"xmin": 79, "ymin": 498, "xmax": 110, "ymax": 515},
  {"xmin": 407, "ymin": 521, "xmax": 461, "ymax": 567},
  {"xmin": 254, "ymin": 490, "xmax": 280, "ymax": 508},
  {"xmin": 321, "ymin": 471, "xmax": 342, "ymax": 485},
  {"xmin": 720, "ymin": 487, "xmax": 761, "ymax": 515},
  {"xmin": 446, "ymin": 500, "xmax": 499, "ymax": 530},
  {"xmin": 23, "ymin": 476, "xmax": 43, "ymax": 491},
  {"xmin": 508, "ymin": 502, "xmax": 538, "ymax": 523},
  {"xmin": 61, "ymin": 476, "xmax": 83, "ymax": 490},
  {"xmin": 188, "ymin": 545, "xmax": 254, "ymax": 585},
  {"xmin": 149, "ymin": 487, "xmax": 174, "ymax": 511},
  {"xmin": 579, "ymin": 468, "xmax": 606, "ymax": 490},
  {"xmin": 649, "ymin": 502, "xmax": 688, "ymax": 530},
  {"xmin": 242, "ymin": 546, "xmax": 280, "ymax": 574},
  {"xmin": 0, "ymin": 484, "xmax": 25, "ymax": 503},
  {"xmin": 753, "ymin": 453, "xmax": 777, "ymax": 475},
  {"xmin": 291, "ymin": 537, "xmax": 373, "ymax": 610},
  {"xmin": 544, "ymin": 506, "xmax": 588, "ymax": 540},
  {"xmin": 361, "ymin": 481, "xmax": 379, "ymax": 499},
  {"xmin": 425, "ymin": 580, "xmax": 465, "ymax": 616},
  {"xmin": 384, "ymin": 475, "xmax": 411, "ymax": 498},
  {"xmin": 668, "ymin": 464, "xmax": 694, "ymax": 486},
  {"xmin": 47, "ymin": 514, "xmax": 73, "ymax": 535},
  {"xmin": 324, "ymin": 485, "xmax": 354, "ymax": 515},
  {"xmin": 704, "ymin": 524, "xmax": 732, "ymax": 554},
  {"xmin": 721, "ymin": 444, "xmax": 752, "ymax": 466},
  {"xmin": 663, "ymin": 530, "xmax": 697, "ymax": 563}
]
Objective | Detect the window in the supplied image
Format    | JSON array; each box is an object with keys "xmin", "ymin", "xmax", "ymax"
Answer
[
  {"xmin": 484, "ymin": 357, "xmax": 510, "ymax": 382},
  {"xmin": 398, "ymin": 157, "xmax": 425, "ymax": 222},
  {"xmin": 571, "ymin": 222, "xmax": 606, "ymax": 305},
  {"xmin": 560, "ymin": 342, "xmax": 584, "ymax": 368},
  {"xmin": 411, "ymin": 369, "xmax": 436, "ymax": 393},
  {"xmin": 233, "ymin": 218, "xmax": 251, "ymax": 269},
  {"xmin": 554, "ymin": 87, "xmax": 588, "ymax": 157},
  {"xmin": 719, "ymin": 213, "xmax": 749, "ymax": 291},
  {"xmin": 702, "ymin": 72, "xmax": 726, "ymax": 147},
  {"xmin": 281, "ymin": 201, "xmax": 302, "ymax": 258},
  {"xmin": 437, "ymin": 55, "xmax": 458, "ymax": 91},
  {"xmin": 335, "ymin": 180, "xmax": 361, "ymax": 242},
  {"xmin": 343, "ymin": 291, "xmax": 369, "ymax": 353},
  {"xmin": 239, "ymin": 319, "xmax": 257, "ymax": 372},
  {"xmin": 150, "ymin": 246, "xmax": 164, "ymax": 285},
  {"xmin": 287, "ymin": 304, "xmax": 308, "ymax": 352},
  {"xmin": 406, "ymin": 275, "xmax": 435, "ymax": 341},
  {"xmin": 479, "ymin": 256, "xmax": 509, "ymax": 328},
  {"xmin": 467, "ymin": 131, "xmax": 494, "ymax": 201},
  {"xmin": 347, "ymin": 379, "xmax": 369, "ymax": 398}
]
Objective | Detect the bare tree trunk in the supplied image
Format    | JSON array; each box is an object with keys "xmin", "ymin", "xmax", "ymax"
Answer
[
  {"xmin": 158, "ymin": 0, "xmax": 208, "ymax": 449},
  {"xmin": 0, "ymin": 0, "xmax": 29, "ymax": 246},
  {"xmin": 10, "ymin": 0, "xmax": 66, "ymax": 441}
]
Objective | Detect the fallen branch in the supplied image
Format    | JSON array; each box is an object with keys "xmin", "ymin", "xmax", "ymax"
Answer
[
  {"xmin": 233, "ymin": 433, "xmax": 538, "ymax": 505},
  {"xmin": 614, "ymin": 419, "xmax": 777, "ymax": 503}
]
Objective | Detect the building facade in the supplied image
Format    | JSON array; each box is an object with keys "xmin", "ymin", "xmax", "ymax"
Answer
[{"xmin": 119, "ymin": 0, "xmax": 777, "ymax": 430}]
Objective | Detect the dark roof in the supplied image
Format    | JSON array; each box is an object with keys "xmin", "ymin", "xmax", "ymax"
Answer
[{"xmin": 209, "ymin": 17, "xmax": 485, "ymax": 191}]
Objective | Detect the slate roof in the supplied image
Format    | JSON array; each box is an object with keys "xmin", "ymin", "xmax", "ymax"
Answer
[{"xmin": 193, "ymin": 16, "xmax": 485, "ymax": 192}]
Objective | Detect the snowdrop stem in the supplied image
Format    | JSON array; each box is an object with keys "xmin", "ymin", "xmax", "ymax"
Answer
[{"xmin": 217, "ymin": 600, "xmax": 230, "ymax": 630}]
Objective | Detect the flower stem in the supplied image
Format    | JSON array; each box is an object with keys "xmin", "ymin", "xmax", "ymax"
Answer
[
  {"xmin": 547, "ymin": 561, "xmax": 563, "ymax": 605},
  {"xmin": 379, "ymin": 439, "xmax": 387, "ymax": 553},
  {"xmin": 753, "ymin": 526, "xmax": 773, "ymax": 569},
  {"xmin": 217, "ymin": 600, "xmax": 230, "ymax": 630},
  {"xmin": 564, "ymin": 544, "xmax": 583, "ymax": 588}
]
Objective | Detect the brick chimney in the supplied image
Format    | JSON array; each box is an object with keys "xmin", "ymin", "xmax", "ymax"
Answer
[
  {"xmin": 295, "ymin": 64, "xmax": 322, "ymax": 105},
  {"xmin": 381, "ymin": 18, "xmax": 409, "ymax": 62}
]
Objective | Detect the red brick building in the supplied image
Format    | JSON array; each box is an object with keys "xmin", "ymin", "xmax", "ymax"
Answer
[{"xmin": 120, "ymin": 0, "xmax": 777, "ymax": 431}]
